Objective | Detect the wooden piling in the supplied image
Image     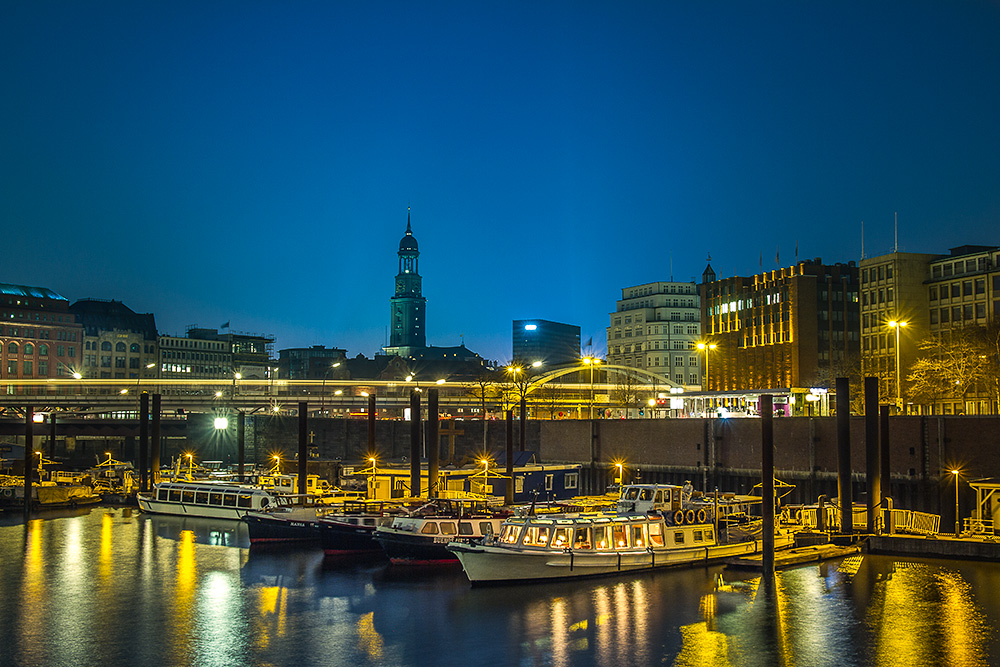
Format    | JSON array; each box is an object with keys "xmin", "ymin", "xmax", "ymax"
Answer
[
  {"xmin": 428, "ymin": 388, "xmax": 439, "ymax": 499},
  {"xmin": 864, "ymin": 377, "xmax": 880, "ymax": 534},
  {"xmin": 761, "ymin": 394, "xmax": 774, "ymax": 580},
  {"xmin": 23, "ymin": 407, "xmax": 33, "ymax": 520},
  {"xmin": 298, "ymin": 402, "xmax": 308, "ymax": 498},
  {"xmin": 836, "ymin": 377, "xmax": 852, "ymax": 535},
  {"xmin": 409, "ymin": 391, "xmax": 421, "ymax": 498}
]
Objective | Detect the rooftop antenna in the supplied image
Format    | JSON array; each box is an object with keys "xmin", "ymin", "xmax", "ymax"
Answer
[
  {"xmin": 861, "ymin": 220, "xmax": 865, "ymax": 260},
  {"xmin": 670, "ymin": 253, "xmax": 674, "ymax": 281},
  {"xmin": 894, "ymin": 211, "xmax": 898, "ymax": 253}
]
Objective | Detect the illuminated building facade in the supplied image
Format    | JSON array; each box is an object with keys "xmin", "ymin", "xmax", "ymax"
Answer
[
  {"xmin": 513, "ymin": 319, "xmax": 581, "ymax": 366},
  {"xmin": 159, "ymin": 327, "xmax": 274, "ymax": 379},
  {"xmin": 384, "ymin": 211, "xmax": 426, "ymax": 357},
  {"xmin": 859, "ymin": 251, "xmax": 938, "ymax": 409},
  {"xmin": 0, "ymin": 282, "xmax": 83, "ymax": 379},
  {"xmin": 700, "ymin": 259, "xmax": 859, "ymax": 390},
  {"xmin": 69, "ymin": 299, "xmax": 158, "ymax": 380},
  {"xmin": 606, "ymin": 281, "xmax": 700, "ymax": 386},
  {"xmin": 924, "ymin": 245, "xmax": 1000, "ymax": 415}
]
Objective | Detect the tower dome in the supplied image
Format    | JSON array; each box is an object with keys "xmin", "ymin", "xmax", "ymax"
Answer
[{"xmin": 399, "ymin": 211, "xmax": 418, "ymax": 252}]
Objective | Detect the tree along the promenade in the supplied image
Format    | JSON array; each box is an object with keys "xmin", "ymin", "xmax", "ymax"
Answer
[
  {"xmin": 611, "ymin": 369, "xmax": 645, "ymax": 418},
  {"xmin": 464, "ymin": 368, "xmax": 500, "ymax": 419},
  {"xmin": 907, "ymin": 323, "xmax": 999, "ymax": 414}
]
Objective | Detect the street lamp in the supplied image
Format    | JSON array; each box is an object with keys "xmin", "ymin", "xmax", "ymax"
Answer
[
  {"xmin": 953, "ymin": 468, "xmax": 961, "ymax": 536},
  {"xmin": 697, "ymin": 342, "xmax": 717, "ymax": 416},
  {"xmin": 888, "ymin": 320, "xmax": 908, "ymax": 413},
  {"xmin": 696, "ymin": 342, "xmax": 717, "ymax": 390},
  {"xmin": 320, "ymin": 362, "xmax": 342, "ymax": 416},
  {"xmin": 583, "ymin": 357, "xmax": 602, "ymax": 419}
]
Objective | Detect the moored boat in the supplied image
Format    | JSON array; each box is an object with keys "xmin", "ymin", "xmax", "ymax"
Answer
[
  {"xmin": 318, "ymin": 501, "xmax": 411, "ymax": 557},
  {"xmin": 373, "ymin": 498, "xmax": 509, "ymax": 565},
  {"xmin": 447, "ymin": 482, "xmax": 794, "ymax": 585},
  {"xmin": 243, "ymin": 496, "xmax": 333, "ymax": 544},
  {"xmin": 137, "ymin": 480, "xmax": 281, "ymax": 520}
]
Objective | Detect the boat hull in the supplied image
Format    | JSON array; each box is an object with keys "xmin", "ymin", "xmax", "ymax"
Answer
[
  {"xmin": 319, "ymin": 519, "xmax": 383, "ymax": 556},
  {"xmin": 374, "ymin": 530, "xmax": 464, "ymax": 565},
  {"xmin": 450, "ymin": 531, "xmax": 795, "ymax": 584},
  {"xmin": 244, "ymin": 514, "xmax": 320, "ymax": 544}
]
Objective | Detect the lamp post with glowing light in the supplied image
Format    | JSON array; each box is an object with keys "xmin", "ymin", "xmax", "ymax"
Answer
[
  {"xmin": 953, "ymin": 469, "xmax": 961, "ymax": 536},
  {"xmin": 888, "ymin": 320, "xmax": 908, "ymax": 413},
  {"xmin": 697, "ymin": 342, "xmax": 717, "ymax": 416},
  {"xmin": 583, "ymin": 357, "xmax": 602, "ymax": 419},
  {"xmin": 320, "ymin": 362, "xmax": 342, "ymax": 416}
]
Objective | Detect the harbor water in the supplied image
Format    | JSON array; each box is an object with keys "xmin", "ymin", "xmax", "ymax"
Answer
[{"xmin": 2, "ymin": 507, "xmax": 999, "ymax": 667}]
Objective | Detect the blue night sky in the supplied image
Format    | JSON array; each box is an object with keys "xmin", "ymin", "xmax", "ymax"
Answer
[{"xmin": 3, "ymin": 2, "xmax": 999, "ymax": 363}]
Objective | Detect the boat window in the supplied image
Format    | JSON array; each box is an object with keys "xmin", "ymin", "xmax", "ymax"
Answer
[
  {"xmin": 480, "ymin": 522, "xmax": 495, "ymax": 536},
  {"xmin": 440, "ymin": 522, "xmax": 457, "ymax": 535},
  {"xmin": 157, "ymin": 489, "xmax": 169, "ymax": 501},
  {"xmin": 458, "ymin": 522, "xmax": 474, "ymax": 536},
  {"xmin": 223, "ymin": 494, "xmax": 237, "ymax": 507},
  {"xmin": 169, "ymin": 489, "xmax": 182, "ymax": 502},
  {"xmin": 594, "ymin": 526, "xmax": 612, "ymax": 550},
  {"xmin": 649, "ymin": 522, "xmax": 665, "ymax": 547},
  {"xmin": 195, "ymin": 492, "xmax": 209, "ymax": 504},
  {"xmin": 625, "ymin": 488, "xmax": 640, "ymax": 501},
  {"xmin": 630, "ymin": 524, "xmax": 646, "ymax": 548},
  {"xmin": 420, "ymin": 522, "xmax": 439, "ymax": 535},
  {"xmin": 655, "ymin": 490, "xmax": 665, "ymax": 503},
  {"xmin": 639, "ymin": 488, "xmax": 653, "ymax": 501},
  {"xmin": 260, "ymin": 498, "xmax": 269, "ymax": 508},
  {"xmin": 182, "ymin": 490, "xmax": 195, "ymax": 504},
  {"xmin": 573, "ymin": 526, "xmax": 592, "ymax": 550},
  {"xmin": 612, "ymin": 524, "xmax": 630, "ymax": 549},
  {"xmin": 522, "ymin": 525, "xmax": 551, "ymax": 547},
  {"xmin": 693, "ymin": 530, "xmax": 703, "ymax": 542},
  {"xmin": 673, "ymin": 531, "xmax": 685, "ymax": 545},
  {"xmin": 363, "ymin": 518, "xmax": 375, "ymax": 527},
  {"xmin": 499, "ymin": 524, "xmax": 521, "ymax": 544},
  {"xmin": 209, "ymin": 493, "xmax": 223, "ymax": 506},
  {"xmin": 551, "ymin": 527, "xmax": 571, "ymax": 548},
  {"xmin": 237, "ymin": 494, "xmax": 252, "ymax": 509},
  {"xmin": 704, "ymin": 529, "xmax": 713, "ymax": 542}
]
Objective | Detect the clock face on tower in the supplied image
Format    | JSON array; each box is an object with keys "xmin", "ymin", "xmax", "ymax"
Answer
[{"xmin": 396, "ymin": 277, "xmax": 405, "ymax": 293}]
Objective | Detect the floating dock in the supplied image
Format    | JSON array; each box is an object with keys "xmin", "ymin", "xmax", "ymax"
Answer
[
  {"xmin": 726, "ymin": 542, "xmax": 861, "ymax": 570},
  {"xmin": 868, "ymin": 533, "xmax": 1000, "ymax": 561}
]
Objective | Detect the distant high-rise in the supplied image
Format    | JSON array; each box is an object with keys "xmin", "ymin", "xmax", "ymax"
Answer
[
  {"xmin": 513, "ymin": 319, "xmax": 581, "ymax": 366},
  {"xmin": 385, "ymin": 209, "xmax": 426, "ymax": 357},
  {"xmin": 606, "ymin": 281, "xmax": 700, "ymax": 386}
]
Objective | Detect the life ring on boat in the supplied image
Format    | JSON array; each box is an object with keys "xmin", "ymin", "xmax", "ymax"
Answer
[
  {"xmin": 2, "ymin": 488, "xmax": 11, "ymax": 498},
  {"xmin": 685, "ymin": 510, "xmax": 696, "ymax": 525},
  {"xmin": 673, "ymin": 509, "xmax": 685, "ymax": 525},
  {"xmin": 696, "ymin": 509, "xmax": 707, "ymax": 524}
]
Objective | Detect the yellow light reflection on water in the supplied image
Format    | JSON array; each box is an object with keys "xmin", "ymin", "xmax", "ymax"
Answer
[
  {"xmin": 356, "ymin": 611, "xmax": 384, "ymax": 661},
  {"xmin": 867, "ymin": 561, "xmax": 988, "ymax": 667},
  {"xmin": 672, "ymin": 622, "xmax": 735, "ymax": 667},
  {"xmin": 170, "ymin": 529, "xmax": 197, "ymax": 663},
  {"xmin": 99, "ymin": 512, "xmax": 113, "ymax": 581},
  {"xmin": 254, "ymin": 585, "xmax": 289, "ymax": 649}
]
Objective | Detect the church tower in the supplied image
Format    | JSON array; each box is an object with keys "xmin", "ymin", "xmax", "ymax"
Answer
[{"xmin": 387, "ymin": 209, "xmax": 426, "ymax": 353}]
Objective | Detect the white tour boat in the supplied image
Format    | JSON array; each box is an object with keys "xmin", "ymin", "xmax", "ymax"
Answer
[
  {"xmin": 447, "ymin": 482, "xmax": 794, "ymax": 584},
  {"xmin": 137, "ymin": 480, "xmax": 282, "ymax": 519}
]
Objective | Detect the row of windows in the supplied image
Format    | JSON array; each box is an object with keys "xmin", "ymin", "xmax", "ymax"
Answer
[
  {"xmin": 930, "ymin": 255, "xmax": 995, "ymax": 279},
  {"xmin": 929, "ymin": 277, "xmax": 995, "ymax": 301},
  {"xmin": 160, "ymin": 339, "xmax": 227, "ymax": 351},
  {"xmin": 2, "ymin": 310, "xmax": 74, "ymax": 324},
  {"xmin": 156, "ymin": 487, "xmax": 257, "ymax": 508},
  {"xmin": 84, "ymin": 341, "xmax": 148, "ymax": 353},
  {"xmin": 626, "ymin": 284, "xmax": 695, "ymax": 299},
  {"xmin": 499, "ymin": 520, "xmax": 711, "ymax": 551},
  {"xmin": 4, "ymin": 327, "xmax": 76, "ymax": 341},
  {"xmin": 3, "ymin": 342, "xmax": 74, "ymax": 357},
  {"xmin": 861, "ymin": 265, "xmax": 894, "ymax": 283},
  {"xmin": 929, "ymin": 303, "xmax": 993, "ymax": 325}
]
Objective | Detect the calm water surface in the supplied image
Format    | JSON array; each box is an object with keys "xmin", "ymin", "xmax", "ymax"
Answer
[{"xmin": 1, "ymin": 507, "xmax": 998, "ymax": 667}]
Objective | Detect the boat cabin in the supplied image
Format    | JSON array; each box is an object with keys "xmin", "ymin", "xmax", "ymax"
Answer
[{"xmin": 496, "ymin": 515, "xmax": 717, "ymax": 552}]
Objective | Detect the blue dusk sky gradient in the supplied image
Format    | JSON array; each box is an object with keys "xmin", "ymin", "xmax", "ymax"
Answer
[{"xmin": 3, "ymin": 2, "xmax": 999, "ymax": 363}]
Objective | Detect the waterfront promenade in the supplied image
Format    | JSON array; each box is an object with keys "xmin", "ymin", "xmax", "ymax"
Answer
[{"xmin": 2, "ymin": 507, "xmax": 999, "ymax": 666}]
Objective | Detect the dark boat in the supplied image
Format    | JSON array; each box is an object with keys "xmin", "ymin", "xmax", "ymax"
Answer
[
  {"xmin": 243, "ymin": 497, "xmax": 330, "ymax": 544},
  {"xmin": 319, "ymin": 501, "xmax": 422, "ymax": 556},
  {"xmin": 372, "ymin": 498, "xmax": 508, "ymax": 565}
]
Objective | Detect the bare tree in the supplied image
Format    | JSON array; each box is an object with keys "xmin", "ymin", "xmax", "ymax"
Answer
[
  {"xmin": 907, "ymin": 327, "xmax": 994, "ymax": 413},
  {"xmin": 465, "ymin": 368, "xmax": 500, "ymax": 419},
  {"xmin": 611, "ymin": 368, "xmax": 644, "ymax": 418}
]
